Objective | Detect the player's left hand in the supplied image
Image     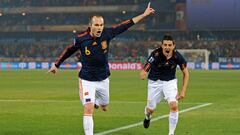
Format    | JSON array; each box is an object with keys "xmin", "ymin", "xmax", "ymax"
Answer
[
  {"xmin": 143, "ymin": 2, "xmax": 155, "ymax": 17},
  {"xmin": 176, "ymin": 90, "xmax": 186, "ymax": 100}
]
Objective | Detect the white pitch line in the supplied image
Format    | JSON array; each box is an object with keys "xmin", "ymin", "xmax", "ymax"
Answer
[
  {"xmin": 111, "ymin": 101, "xmax": 210, "ymax": 105},
  {"xmin": 95, "ymin": 103, "xmax": 213, "ymax": 135}
]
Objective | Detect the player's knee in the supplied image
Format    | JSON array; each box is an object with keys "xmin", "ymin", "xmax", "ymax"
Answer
[
  {"xmin": 84, "ymin": 103, "xmax": 94, "ymax": 115},
  {"xmin": 147, "ymin": 107, "xmax": 155, "ymax": 114},
  {"xmin": 147, "ymin": 102, "xmax": 156, "ymax": 113},
  {"xmin": 169, "ymin": 102, "xmax": 178, "ymax": 112},
  {"xmin": 100, "ymin": 105, "xmax": 108, "ymax": 112}
]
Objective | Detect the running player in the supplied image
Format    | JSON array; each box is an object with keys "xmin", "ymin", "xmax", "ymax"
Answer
[
  {"xmin": 48, "ymin": 3, "xmax": 155, "ymax": 135},
  {"xmin": 140, "ymin": 35, "xmax": 189, "ymax": 135}
]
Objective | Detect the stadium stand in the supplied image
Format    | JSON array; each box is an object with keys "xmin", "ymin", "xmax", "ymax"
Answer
[
  {"xmin": 0, "ymin": 0, "xmax": 240, "ymax": 65},
  {"xmin": 0, "ymin": 0, "xmax": 147, "ymax": 7}
]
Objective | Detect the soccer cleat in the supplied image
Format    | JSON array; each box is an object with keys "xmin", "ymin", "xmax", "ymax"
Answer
[
  {"xmin": 143, "ymin": 118, "xmax": 150, "ymax": 128},
  {"xmin": 94, "ymin": 104, "xmax": 99, "ymax": 109}
]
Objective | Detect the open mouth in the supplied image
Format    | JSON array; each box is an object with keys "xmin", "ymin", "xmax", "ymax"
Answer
[
  {"xmin": 166, "ymin": 50, "xmax": 170, "ymax": 53},
  {"xmin": 97, "ymin": 31, "xmax": 101, "ymax": 34}
]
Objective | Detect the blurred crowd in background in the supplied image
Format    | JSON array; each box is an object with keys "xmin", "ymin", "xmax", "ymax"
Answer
[{"xmin": 1, "ymin": 32, "xmax": 239, "ymax": 63}]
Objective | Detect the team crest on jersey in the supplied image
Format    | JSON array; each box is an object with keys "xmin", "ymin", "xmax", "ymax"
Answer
[
  {"xmin": 101, "ymin": 40, "xmax": 107, "ymax": 49},
  {"xmin": 92, "ymin": 41, "xmax": 97, "ymax": 46},
  {"xmin": 86, "ymin": 98, "xmax": 91, "ymax": 102}
]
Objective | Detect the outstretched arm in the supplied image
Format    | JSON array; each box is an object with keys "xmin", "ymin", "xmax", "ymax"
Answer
[
  {"xmin": 48, "ymin": 44, "xmax": 78, "ymax": 74},
  {"xmin": 132, "ymin": 2, "xmax": 155, "ymax": 24}
]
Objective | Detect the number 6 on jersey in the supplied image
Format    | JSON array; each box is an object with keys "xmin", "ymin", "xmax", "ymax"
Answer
[{"xmin": 85, "ymin": 46, "xmax": 91, "ymax": 55}]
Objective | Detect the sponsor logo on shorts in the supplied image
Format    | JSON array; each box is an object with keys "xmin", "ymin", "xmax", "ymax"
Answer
[{"xmin": 86, "ymin": 98, "xmax": 91, "ymax": 102}]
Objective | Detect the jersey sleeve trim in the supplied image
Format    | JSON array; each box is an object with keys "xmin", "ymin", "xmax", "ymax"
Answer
[
  {"xmin": 143, "ymin": 62, "xmax": 151, "ymax": 72},
  {"xmin": 180, "ymin": 63, "xmax": 187, "ymax": 70},
  {"xmin": 55, "ymin": 44, "xmax": 76, "ymax": 68}
]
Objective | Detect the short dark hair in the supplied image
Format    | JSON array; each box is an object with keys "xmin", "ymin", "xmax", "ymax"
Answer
[
  {"xmin": 89, "ymin": 15, "xmax": 103, "ymax": 25},
  {"xmin": 161, "ymin": 35, "xmax": 175, "ymax": 44}
]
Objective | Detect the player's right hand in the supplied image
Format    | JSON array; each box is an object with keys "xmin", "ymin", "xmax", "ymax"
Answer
[
  {"xmin": 176, "ymin": 90, "xmax": 186, "ymax": 100},
  {"xmin": 140, "ymin": 70, "xmax": 147, "ymax": 80},
  {"xmin": 143, "ymin": 2, "xmax": 155, "ymax": 17},
  {"xmin": 47, "ymin": 64, "xmax": 58, "ymax": 74}
]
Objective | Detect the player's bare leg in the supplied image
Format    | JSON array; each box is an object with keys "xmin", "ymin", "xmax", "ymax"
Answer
[
  {"xmin": 83, "ymin": 103, "xmax": 94, "ymax": 135},
  {"xmin": 143, "ymin": 107, "xmax": 154, "ymax": 128},
  {"xmin": 168, "ymin": 101, "xmax": 179, "ymax": 135}
]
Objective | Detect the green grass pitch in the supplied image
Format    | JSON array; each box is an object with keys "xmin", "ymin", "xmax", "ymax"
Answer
[{"xmin": 0, "ymin": 70, "xmax": 240, "ymax": 135}]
